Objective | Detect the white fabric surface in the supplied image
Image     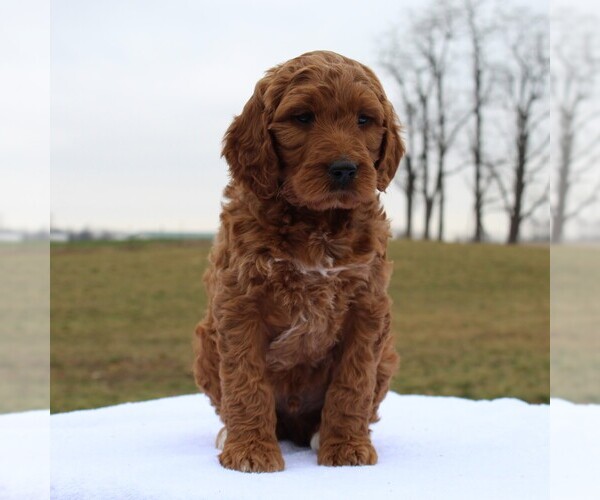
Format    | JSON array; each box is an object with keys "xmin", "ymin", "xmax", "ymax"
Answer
[
  {"xmin": 550, "ymin": 400, "xmax": 600, "ymax": 500},
  {"xmin": 49, "ymin": 393, "xmax": 551, "ymax": 500},
  {"xmin": 0, "ymin": 410, "xmax": 49, "ymax": 500}
]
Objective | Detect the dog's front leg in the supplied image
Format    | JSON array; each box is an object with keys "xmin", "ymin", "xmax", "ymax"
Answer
[
  {"xmin": 317, "ymin": 301, "xmax": 384, "ymax": 466},
  {"xmin": 216, "ymin": 296, "xmax": 284, "ymax": 473}
]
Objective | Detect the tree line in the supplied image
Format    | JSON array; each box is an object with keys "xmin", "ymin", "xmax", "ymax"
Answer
[{"xmin": 379, "ymin": 0, "xmax": 599, "ymax": 244}]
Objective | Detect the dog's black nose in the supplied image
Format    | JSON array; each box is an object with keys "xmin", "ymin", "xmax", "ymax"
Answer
[{"xmin": 329, "ymin": 160, "xmax": 357, "ymax": 188}]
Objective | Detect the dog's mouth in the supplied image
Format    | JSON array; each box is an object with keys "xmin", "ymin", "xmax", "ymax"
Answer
[
  {"xmin": 321, "ymin": 190, "xmax": 362, "ymax": 209},
  {"xmin": 283, "ymin": 182, "xmax": 363, "ymax": 211},
  {"xmin": 280, "ymin": 159, "xmax": 377, "ymax": 211}
]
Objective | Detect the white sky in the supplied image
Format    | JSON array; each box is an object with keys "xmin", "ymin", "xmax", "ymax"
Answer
[
  {"xmin": 49, "ymin": 0, "xmax": 419, "ymax": 235},
  {"xmin": 1, "ymin": 0, "xmax": 579, "ymax": 239},
  {"xmin": 0, "ymin": 1, "xmax": 49, "ymax": 231}
]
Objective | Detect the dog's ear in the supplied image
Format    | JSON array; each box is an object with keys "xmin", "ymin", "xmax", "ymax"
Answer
[
  {"xmin": 376, "ymin": 100, "xmax": 405, "ymax": 192},
  {"xmin": 222, "ymin": 77, "xmax": 279, "ymax": 199}
]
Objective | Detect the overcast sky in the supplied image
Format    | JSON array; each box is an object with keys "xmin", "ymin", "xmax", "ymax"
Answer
[
  {"xmin": 0, "ymin": 1, "xmax": 49, "ymax": 231},
  {"xmin": 2, "ymin": 0, "xmax": 584, "ymax": 239},
  {"xmin": 49, "ymin": 0, "xmax": 423, "ymax": 235}
]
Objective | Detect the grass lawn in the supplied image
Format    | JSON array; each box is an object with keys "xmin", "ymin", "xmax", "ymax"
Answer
[
  {"xmin": 50, "ymin": 239, "xmax": 549, "ymax": 413},
  {"xmin": 551, "ymin": 245, "xmax": 600, "ymax": 403},
  {"xmin": 1, "ymin": 242, "xmax": 50, "ymax": 413}
]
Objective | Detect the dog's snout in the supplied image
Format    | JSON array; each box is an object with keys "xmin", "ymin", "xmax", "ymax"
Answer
[{"xmin": 328, "ymin": 160, "xmax": 357, "ymax": 188}]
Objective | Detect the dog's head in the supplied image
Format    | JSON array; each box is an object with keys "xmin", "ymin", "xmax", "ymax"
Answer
[{"xmin": 222, "ymin": 51, "xmax": 404, "ymax": 210}]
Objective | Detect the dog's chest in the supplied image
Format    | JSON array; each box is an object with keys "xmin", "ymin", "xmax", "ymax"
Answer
[{"xmin": 263, "ymin": 255, "xmax": 370, "ymax": 371}]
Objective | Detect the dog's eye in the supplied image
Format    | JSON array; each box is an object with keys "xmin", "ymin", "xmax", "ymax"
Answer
[
  {"xmin": 358, "ymin": 114, "xmax": 371, "ymax": 126},
  {"xmin": 294, "ymin": 113, "xmax": 314, "ymax": 124}
]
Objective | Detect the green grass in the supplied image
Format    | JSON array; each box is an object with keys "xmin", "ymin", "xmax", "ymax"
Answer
[
  {"xmin": 389, "ymin": 241, "xmax": 549, "ymax": 403},
  {"xmin": 50, "ymin": 239, "xmax": 549, "ymax": 413}
]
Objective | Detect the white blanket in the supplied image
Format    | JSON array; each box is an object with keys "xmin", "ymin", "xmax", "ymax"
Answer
[
  {"xmin": 550, "ymin": 399, "xmax": 600, "ymax": 500},
  {"xmin": 0, "ymin": 410, "xmax": 49, "ymax": 500},
  {"xmin": 47, "ymin": 393, "xmax": 552, "ymax": 500}
]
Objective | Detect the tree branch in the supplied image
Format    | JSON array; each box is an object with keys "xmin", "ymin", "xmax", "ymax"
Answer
[
  {"xmin": 484, "ymin": 161, "xmax": 511, "ymax": 214},
  {"xmin": 521, "ymin": 185, "xmax": 549, "ymax": 221}
]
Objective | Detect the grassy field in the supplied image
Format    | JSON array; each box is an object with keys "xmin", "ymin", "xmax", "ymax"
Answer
[
  {"xmin": 50, "ymin": 239, "xmax": 549, "ymax": 413},
  {"xmin": 551, "ymin": 245, "xmax": 600, "ymax": 403},
  {"xmin": 1, "ymin": 242, "xmax": 49, "ymax": 413}
]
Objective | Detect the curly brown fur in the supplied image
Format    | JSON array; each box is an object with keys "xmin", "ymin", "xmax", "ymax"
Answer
[{"xmin": 194, "ymin": 51, "xmax": 403, "ymax": 472}]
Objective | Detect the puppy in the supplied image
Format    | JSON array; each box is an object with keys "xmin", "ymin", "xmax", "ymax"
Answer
[{"xmin": 194, "ymin": 51, "xmax": 403, "ymax": 472}]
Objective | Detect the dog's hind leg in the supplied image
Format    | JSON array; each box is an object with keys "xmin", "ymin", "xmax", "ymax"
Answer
[
  {"xmin": 370, "ymin": 323, "xmax": 399, "ymax": 423},
  {"xmin": 193, "ymin": 320, "xmax": 222, "ymax": 414}
]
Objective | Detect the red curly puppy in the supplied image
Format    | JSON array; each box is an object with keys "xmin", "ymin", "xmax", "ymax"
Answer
[{"xmin": 194, "ymin": 51, "xmax": 403, "ymax": 472}]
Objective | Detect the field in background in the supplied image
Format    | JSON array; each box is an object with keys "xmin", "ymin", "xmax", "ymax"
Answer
[
  {"xmin": 1, "ymin": 243, "xmax": 49, "ymax": 413},
  {"xmin": 50, "ymin": 240, "xmax": 549, "ymax": 413},
  {"xmin": 551, "ymin": 246, "xmax": 600, "ymax": 403}
]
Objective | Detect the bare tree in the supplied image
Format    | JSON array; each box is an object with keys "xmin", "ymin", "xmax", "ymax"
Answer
[
  {"xmin": 380, "ymin": 46, "xmax": 419, "ymax": 239},
  {"xmin": 381, "ymin": 0, "xmax": 469, "ymax": 241},
  {"xmin": 488, "ymin": 9, "xmax": 550, "ymax": 244},
  {"xmin": 417, "ymin": 2, "xmax": 472, "ymax": 241},
  {"xmin": 380, "ymin": 28, "xmax": 437, "ymax": 240},
  {"xmin": 464, "ymin": 0, "xmax": 496, "ymax": 242},
  {"xmin": 379, "ymin": 0, "xmax": 553, "ymax": 244},
  {"xmin": 416, "ymin": 67, "xmax": 437, "ymax": 240},
  {"xmin": 395, "ymin": 94, "xmax": 418, "ymax": 239},
  {"xmin": 413, "ymin": 7, "xmax": 452, "ymax": 240},
  {"xmin": 551, "ymin": 12, "xmax": 600, "ymax": 242}
]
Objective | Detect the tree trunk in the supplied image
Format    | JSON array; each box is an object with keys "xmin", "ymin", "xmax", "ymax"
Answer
[
  {"xmin": 437, "ymin": 176, "xmax": 445, "ymax": 241},
  {"xmin": 507, "ymin": 214, "xmax": 521, "ymax": 244},
  {"xmin": 506, "ymin": 110, "xmax": 528, "ymax": 245},
  {"xmin": 473, "ymin": 73, "xmax": 484, "ymax": 242},
  {"xmin": 405, "ymin": 156, "xmax": 415, "ymax": 239},
  {"xmin": 435, "ymin": 69, "xmax": 446, "ymax": 243},
  {"xmin": 468, "ymin": 1, "xmax": 486, "ymax": 243},
  {"xmin": 552, "ymin": 109, "xmax": 573, "ymax": 243},
  {"xmin": 424, "ymin": 198, "xmax": 434, "ymax": 240},
  {"xmin": 474, "ymin": 147, "xmax": 484, "ymax": 241},
  {"xmin": 435, "ymin": 142, "xmax": 446, "ymax": 242},
  {"xmin": 419, "ymin": 91, "xmax": 432, "ymax": 240}
]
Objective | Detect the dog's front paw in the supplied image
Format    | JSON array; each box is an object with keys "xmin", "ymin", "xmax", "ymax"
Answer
[
  {"xmin": 219, "ymin": 439, "xmax": 284, "ymax": 473},
  {"xmin": 318, "ymin": 438, "xmax": 378, "ymax": 466}
]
